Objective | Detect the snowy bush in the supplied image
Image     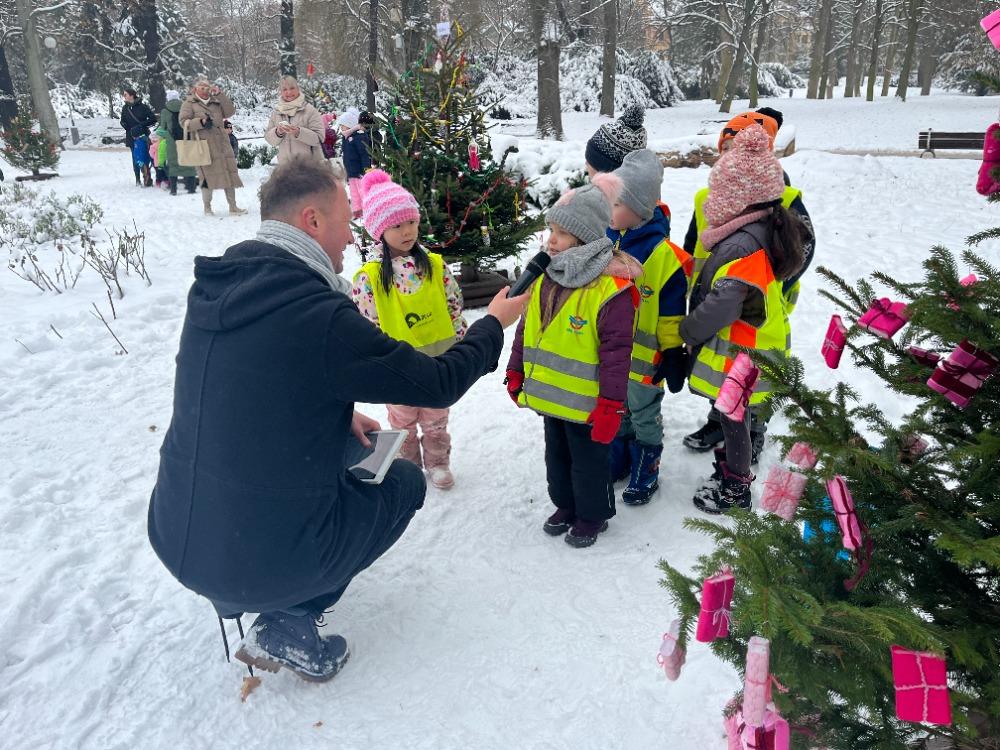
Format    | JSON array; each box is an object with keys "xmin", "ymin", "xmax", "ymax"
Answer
[
  {"xmin": 760, "ymin": 62, "xmax": 804, "ymax": 91},
  {"xmin": 755, "ymin": 67, "xmax": 783, "ymax": 97},
  {"xmin": 628, "ymin": 50, "xmax": 684, "ymax": 107}
]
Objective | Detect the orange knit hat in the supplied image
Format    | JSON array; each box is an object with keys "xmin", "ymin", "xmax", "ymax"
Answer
[{"xmin": 717, "ymin": 111, "xmax": 779, "ymax": 152}]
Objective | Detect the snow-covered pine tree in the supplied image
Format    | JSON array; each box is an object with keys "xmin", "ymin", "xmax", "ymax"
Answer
[
  {"xmin": 2, "ymin": 105, "xmax": 60, "ymax": 176},
  {"xmin": 659, "ymin": 245, "xmax": 1000, "ymax": 749}
]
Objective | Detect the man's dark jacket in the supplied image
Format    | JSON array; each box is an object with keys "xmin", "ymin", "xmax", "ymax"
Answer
[{"xmin": 147, "ymin": 240, "xmax": 503, "ymax": 612}]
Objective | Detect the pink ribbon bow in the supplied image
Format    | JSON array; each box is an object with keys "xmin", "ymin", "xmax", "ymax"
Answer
[
  {"xmin": 858, "ymin": 297, "xmax": 909, "ymax": 339},
  {"xmin": 716, "ymin": 352, "xmax": 760, "ymax": 423}
]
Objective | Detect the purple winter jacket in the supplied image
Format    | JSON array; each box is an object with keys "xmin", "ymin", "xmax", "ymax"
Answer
[{"xmin": 507, "ymin": 256, "xmax": 641, "ymax": 403}]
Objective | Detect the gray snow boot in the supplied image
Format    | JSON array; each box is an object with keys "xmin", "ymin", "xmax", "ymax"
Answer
[{"xmin": 235, "ymin": 611, "xmax": 350, "ymax": 682}]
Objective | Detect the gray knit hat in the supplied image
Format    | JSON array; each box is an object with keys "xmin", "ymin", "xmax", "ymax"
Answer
[
  {"xmin": 611, "ymin": 149, "xmax": 663, "ymax": 221},
  {"xmin": 585, "ymin": 104, "xmax": 648, "ymax": 173},
  {"xmin": 546, "ymin": 183, "xmax": 612, "ymax": 244}
]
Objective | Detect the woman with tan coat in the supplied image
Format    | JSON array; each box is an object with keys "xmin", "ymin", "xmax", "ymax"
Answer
[
  {"xmin": 264, "ymin": 76, "xmax": 327, "ymax": 165},
  {"xmin": 179, "ymin": 78, "xmax": 246, "ymax": 215}
]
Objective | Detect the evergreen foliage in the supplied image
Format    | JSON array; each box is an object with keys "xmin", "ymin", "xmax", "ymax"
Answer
[
  {"xmin": 660, "ymin": 246, "xmax": 1000, "ymax": 749},
  {"xmin": 371, "ymin": 27, "xmax": 543, "ymax": 267},
  {"xmin": 1, "ymin": 106, "xmax": 59, "ymax": 175}
]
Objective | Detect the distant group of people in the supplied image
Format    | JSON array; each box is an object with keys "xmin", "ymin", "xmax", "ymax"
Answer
[{"xmin": 121, "ymin": 77, "xmax": 379, "ymax": 220}]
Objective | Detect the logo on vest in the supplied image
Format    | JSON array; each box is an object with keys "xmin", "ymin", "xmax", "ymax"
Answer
[
  {"xmin": 567, "ymin": 315, "xmax": 588, "ymax": 334},
  {"xmin": 639, "ymin": 284, "xmax": 655, "ymax": 299},
  {"xmin": 405, "ymin": 311, "xmax": 432, "ymax": 329}
]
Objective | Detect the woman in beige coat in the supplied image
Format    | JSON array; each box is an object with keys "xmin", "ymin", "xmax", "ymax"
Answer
[
  {"xmin": 179, "ymin": 78, "xmax": 246, "ymax": 215},
  {"xmin": 264, "ymin": 76, "xmax": 327, "ymax": 165}
]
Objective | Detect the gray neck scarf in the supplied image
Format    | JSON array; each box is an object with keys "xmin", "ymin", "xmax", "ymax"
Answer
[
  {"xmin": 256, "ymin": 220, "xmax": 352, "ymax": 295},
  {"xmin": 545, "ymin": 237, "xmax": 614, "ymax": 289}
]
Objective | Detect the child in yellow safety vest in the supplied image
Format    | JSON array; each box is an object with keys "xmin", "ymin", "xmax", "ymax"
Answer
[
  {"xmin": 350, "ymin": 169, "xmax": 468, "ymax": 490},
  {"xmin": 681, "ymin": 107, "xmax": 816, "ymax": 462},
  {"xmin": 680, "ymin": 124, "xmax": 807, "ymax": 514},
  {"xmin": 590, "ymin": 149, "xmax": 692, "ymax": 505},
  {"xmin": 505, "ymin": 183, "xmax": 642, "ymax": 548}
]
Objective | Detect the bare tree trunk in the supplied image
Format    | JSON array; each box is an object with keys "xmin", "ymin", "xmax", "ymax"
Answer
[
  {"xmin": 807, "ymin": 0, "xmax": 833, "ymax": 99},
  {"xmin": 818, "ymin": 18, "xmax": 834, "ymax": 98},
  {"xmin": 748, "ymin": 0, "xmax": 770, "ymax": 108},
  {"xmin": 554, "ymin": 0, "xmax": 579, "ymax": 42},
  {"xmin": 578, "ymin": 0, "xmax": 592, "ymax": 41},
  {"xmin": 0, "ymin": 43, "xmax": 19, "ymax": 131},
  {"xmin": 719, "ymin": 0, "xmax": 757, "ymax": 113},
  {"xmin": 843, "ymin": 0, "xmax": 865, "ymax": 97},
  {"xmin": 715, "ymin": 1, "xmax": 735, "ymax": 103},
  {"xmin": 366, "ymin": 0, "xmax": 378, "ymax": 111},
  {"xmin": 532, "ymin": 0, "xmax": 563, "ymax": 139},
  {"xmin": 14, "ymin": 0, "xmax": 61, "ymax": 147},
  {"xmin": 917, "ymin": 31, "xmax": 935, "ymax": 95},
  {"xmin": 600, "ymin": 0, "xmax": 617, "ymax": 116},
  {"xmin": 279, "ymin": 0, "xmax": 297, "ymax": 77},
  {"xmin": 881, "ymin": 23, "xmax": 898, "ymax": 97},
  {"xmin": 894, "ymin": 0, "xmax": 921, "ymax": 101},
  {"xmin": 404, "ymin": 0, "xmax": 429, "ymax": 68}
]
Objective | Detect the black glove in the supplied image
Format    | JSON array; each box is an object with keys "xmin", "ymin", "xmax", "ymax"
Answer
[
  {"xmin": 652, "ymin": 347, "xmax": 688, "ymax": 393},
  {"xmin": 201, "ymin": 115, "xmax": 214, "ymax": 129},
  {"xmin": 129, "ymin": 125, "xmax": 147, "ymax": 138}
]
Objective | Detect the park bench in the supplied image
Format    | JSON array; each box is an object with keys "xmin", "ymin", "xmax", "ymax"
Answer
[{"xmin": 918, "ymin": 130, "xmax": 984, "ymax": 157}]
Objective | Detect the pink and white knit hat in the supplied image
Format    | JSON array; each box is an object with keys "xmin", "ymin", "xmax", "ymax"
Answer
[
  {"xmin": 360, "ymin": 169, "xmax": 421, "ymax": 242},
  {"xmin": 703, "ymin": 124, "xmax": 786, "ymax": 228}
]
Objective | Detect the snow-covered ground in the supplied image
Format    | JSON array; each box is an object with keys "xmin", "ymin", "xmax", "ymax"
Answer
[{"xmin": 1, "ymin": 92, "xmax": 998, "ymax": 750}]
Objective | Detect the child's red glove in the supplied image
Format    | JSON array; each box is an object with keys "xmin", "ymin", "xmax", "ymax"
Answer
[
  {"xmin": 504, "ymin": 369, "xmax": 524, "ymax": 405},
  {"xmin": 587, "ymin": 397, "xmax": 625, "ymax": 444}
]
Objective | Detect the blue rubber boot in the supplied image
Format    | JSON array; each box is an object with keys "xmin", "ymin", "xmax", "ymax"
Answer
[
  {"xmin": 609, "ymin": 435, "xmax": 633, "ymax": 483},
  {"xmin": 235, "ymin": 611, "xmax": 350, "ymax": 682},
  {"xmin": 622, "ymin": 441, "xmax": 662, "ymax": 506}
]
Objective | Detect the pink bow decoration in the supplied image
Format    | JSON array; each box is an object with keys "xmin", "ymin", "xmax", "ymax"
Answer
[
  {"xmin": 858, "ymin": 298, "xmax": 909, "ymax": 339},
  {"xmin": 785, "ymin": 442, "xmax": 818, "ymax": 471},
  {"xmin": 760, "ymin": 466, "xmax": 807, "ymax": 521},
  {"xmin": 725, "ymin": 707, "xmax": 790, "ymax": 750},
  {"xmin": 826, "ymin": 475, "xmax": 873, "ymax": 591},
  {"xmin": 891, "ymin": 646, "xmax": 952, "ymax": 725},
  {"xmin": 696, "ymin": 567, "xmax": 735, "ymax": 642},
  {"xmin": 657, "ymin": 618, "xmax": 686, "ymax": 681},
  {"xmin": 742, "ymin": 636, "xmax": 771, "ymax": 727},
  {"xmin": 908, "ymin": 346, "xmax": 941, "ymax": 369},
  {"xmin": 716, "ymin": 353, "xmax": 760, "ymax": 423},
  {"xmin": 926, "ymin": 339, "xmax": 999, "ymax": 409},
  {"xmin": 468, "ymin": 142, "xmax": 481, "ymax": 171},
  {"xmin": 821, "ymin": 315, "xmax": 848, "ymax": 369}
]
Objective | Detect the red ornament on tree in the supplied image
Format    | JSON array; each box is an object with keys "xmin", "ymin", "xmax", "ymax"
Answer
[
  {"xmin": 306, "ymin": 62, "xmax": 315, "ymax": 77},
  {"xmin": 468, "ymin": 142, "xmax": 480, "ymax": 171}
]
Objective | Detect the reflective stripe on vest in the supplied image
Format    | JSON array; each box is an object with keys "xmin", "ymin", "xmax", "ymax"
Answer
[
  {"xmin": 690, "ymin": 185, "xmax": 802, "ymax": 295},
  {"xmin": 624, "ymin": 239, "xmax": 693, "ymax": 385},
  {"xmin": 356, "ymin": 252, "xmax": 457, "ymax": 356},
  {"xmin": 687, "ymin": 249, "xmax": 789, "ymax": 404},
  {"xmin": 518, "ymin": 275, "xmax": 634, "ymax": 423}
]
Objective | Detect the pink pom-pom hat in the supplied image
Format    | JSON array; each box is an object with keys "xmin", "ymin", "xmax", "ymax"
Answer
[{"xmin": 361, "ymin": 169, "xmax": 421, "ymax": 243}]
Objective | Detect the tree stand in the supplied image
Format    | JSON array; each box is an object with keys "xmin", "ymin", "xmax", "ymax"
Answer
[{"xmin": 456, "ymin": 264, "xmax": 510, "ymax": 309}]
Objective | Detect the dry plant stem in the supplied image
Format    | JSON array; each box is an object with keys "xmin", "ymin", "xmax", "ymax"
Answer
[
  {"xmin": 90, "ymin": 302, "xmax": 128, "ymax": 354},
  {"xmin": 49, "ymin": 324, "xmax": 62, "ymax": 339}
]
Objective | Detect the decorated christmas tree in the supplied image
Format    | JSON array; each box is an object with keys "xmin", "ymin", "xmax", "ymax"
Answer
[
  {"xmin": 2, "ymin": 106, "xmax": 60, "ymax": 177},
  {"xmin": 659, "ymin": 246, "xmax": 999, "ymax": 749},
  {"xmin": 370, "ymin": 24, "xmax": 543, "ymax": 296}
]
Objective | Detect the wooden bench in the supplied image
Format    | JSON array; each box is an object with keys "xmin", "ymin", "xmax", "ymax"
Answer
[{"xmin": 918, "ymin": 130, "xmax": 984, "ymax": 157}]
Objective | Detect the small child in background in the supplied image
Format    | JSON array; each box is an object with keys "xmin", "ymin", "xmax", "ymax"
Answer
[
  {"xmin": 506, "ymin": 183, "xmax": 642, "ymax": 548},
  {"xmin": 148, "ymin": 131, "xmax": 168, "ymax": 188},
  {"xmin": 350, "ymin": 169, "xmax": 467, "ymax": 490},
  {"xmin": 591, "ymin": 150, "xmax": 691, "ymax": 505},
  {"xmin": 340, "ymin": 107, "xmax": 372, "ymax": 219},
  {"xmin": 224, "ymin": 120, "xmax": 239, "ymax": 159},
  {"xmin": 320, "ymin": 112, "xmax": 338, "ymax": 159}
]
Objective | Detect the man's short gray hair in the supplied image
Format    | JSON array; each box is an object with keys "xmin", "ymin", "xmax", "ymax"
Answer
[{"xmin": 259, "ymin": 157, "xmax": 343, "ymax": 220}]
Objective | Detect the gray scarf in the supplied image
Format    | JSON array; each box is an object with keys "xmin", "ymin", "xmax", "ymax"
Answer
[
  {"xmin": 256, "ymin": 220, "xmax": 352, "ymax": 295},
  {"xmin": 545, "ymin": 237, "xmax": 614, "ymax": 289}
]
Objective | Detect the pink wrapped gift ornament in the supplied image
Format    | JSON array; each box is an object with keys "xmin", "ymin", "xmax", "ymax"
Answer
[
  {"xmin": 785, "ymin": 442, "xmax": 818, "ymax": 471},
  {"xmin": 695, "ymin": 567, "xmax": 735, "ymax": 642},
  {"xmin": 821, "ymin": 315, "xmax": 848, "ymax": 368},
  {"xmin": 858, "ymin": 298, "xmax": 909, "ymax": 339},
  {"xmin": 901, "ymin": 434, "xmax": 929, "ymax": 459},
  {"xmin": 960, "ymin": 273, "xmax": 978, "ymax": 287},
  {"xmin": 725, "ymin": 707, "xmax": 790, "ymax": 750},
  {"xmin": 891, "ymin": 645, "xmax": 952, "ymax": 725},
  {"xmin": 982, "ymin": 8, "xmax": 1000, "ymax": 49},
  {"xmin": 926, "ymin": 339, "xmax": 1000, "ymax": 409},
  {"xmin": 742, "ymin": 636, "xmax": 771, "ymax": 727},
  {"xmin": 716, "ymin": 352, "xmax": 760, "ymax": 423},
  {"xmin": 908, "ymin": 346, "xmax": 941, "ymax": 369},
  {"xmin": 657, "ymin": 618, "xmax": 686, "ymax": 681},
  {"xmin": 760, "ymin": 465, "xmax": 807, "ymax": 521},
  {"xmin": 826, "ymin": 475, "xmax": 873, "ymax": 591}
]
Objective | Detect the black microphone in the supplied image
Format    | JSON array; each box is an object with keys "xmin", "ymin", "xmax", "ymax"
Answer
[{"xmin": 507, "ymin": 251, "xmax": 551, "ymax": 297}]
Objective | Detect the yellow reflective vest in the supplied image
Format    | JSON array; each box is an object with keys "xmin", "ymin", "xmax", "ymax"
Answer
[
  {"xmin": 687, "ymin": 249, "xmax": 789, "ymax": 404},
  {"xmin": 519, "ymin": 274, "xmax": 635, "ymax": 423},
  {"xmin": 690, "ymin": 185, "xmax": 803, "ymax": 313},
  {"xmin": 357, "ymin": 252, "xmax": 457, "ymax": 356},
  {"xmin": 623, "ymin": 239, "xmax": 693, "ymax": 386}
]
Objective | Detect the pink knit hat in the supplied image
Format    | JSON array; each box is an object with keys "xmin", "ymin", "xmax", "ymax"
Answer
[
  {"xmin": 703, "ymin": 124, "xmax": 785, "ymax": 228},
  {"xmin": 361, "ymin": 169, "xmax": 421, "ymax": 242}
]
